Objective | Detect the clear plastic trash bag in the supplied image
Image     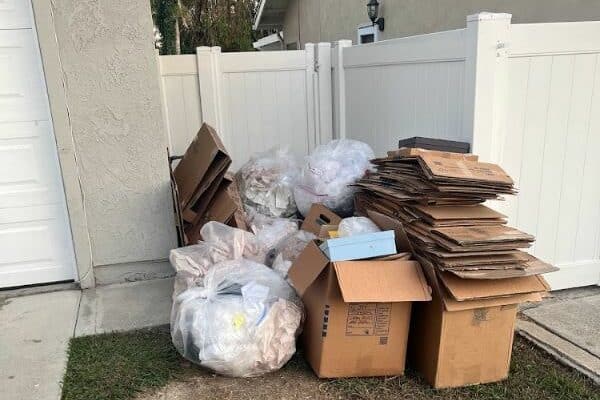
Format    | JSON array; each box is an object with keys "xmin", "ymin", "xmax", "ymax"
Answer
[
  {"xmin": 237, "ymin": 148, "xmax": 299, "ymax": 218},
  {"xmin": 247, "ymin": 212, "xmax": 316, "ymax": 273},
  {"xmin": 294, "ymin": 139, "xmax": 375, "ymax": 217},
  {"xmin": 337, "ymin": 217, "xmax": 381, "ymax": 237},
  {"xmin": 169, "ymin": 222, "xmax": 268, "ymax": 298},
  {"xmin": 170, "ymin": 259, "xmax": 303, "ymax": 377}
]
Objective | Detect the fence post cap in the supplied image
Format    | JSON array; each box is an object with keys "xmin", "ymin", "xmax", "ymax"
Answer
[{"xmin": 467, "ymin": 12, "xmax": 512, "ymax": 22}]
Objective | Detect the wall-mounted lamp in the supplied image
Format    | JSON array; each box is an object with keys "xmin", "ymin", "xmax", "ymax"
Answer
[{"xmin": 367, "ymin": 0, "xmax": 384, "ymax": 31}]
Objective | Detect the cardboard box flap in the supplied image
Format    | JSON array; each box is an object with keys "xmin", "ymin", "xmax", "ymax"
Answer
[
  {"xmin": 418, "ymin": 154, "xmax": 514, "ymax": 185},
  {"xmin": 439, "ymin": 271, "xmax": 549, "ymax": 301},
  {"xmin": 301, "ymin": 204, "xmax": 342, "ymax": 237},
  {"xmin": 443, "ymin": 291, "xmax": 543, "ymax": 311},
  {"xmin": 288, "ymin": 241, "xmax": 330, "ymax": 296},
  {"xmin": 416, "ymin": 254, "xmax": 545, "ymax": 310},
  {"xmin": 333, "ymin": 260, "xmax": 431, "ymax": 303},
  {"xmin": 412, "ymin": 204, "xmax": 506, "ymax": 221},
  {"xmin": 366, "ymin": 210, "xmax": 414, "ymax": 254}
]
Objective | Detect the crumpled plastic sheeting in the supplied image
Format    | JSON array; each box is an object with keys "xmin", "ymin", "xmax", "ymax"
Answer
[
  {"xmin": 169, "ymin": 222, "xmax": 267, "ymax": 298},
  {"xmin": 170, "ymin": 260, "xmax": 302, "ymax": 377},
  {"xmin": 237, "ymin": 148, "xmax": 299, "ymax": 218},
  {"xmin": 247, "ymin": 213, "xmax": 316, "ymax": 275},
  {"xmin": 338, "ymin": 217, "xmax": 381, "ymax": 237},
  {"xmin": 293, "ymin": 139, "xmax": 375, "ymax": 217}
]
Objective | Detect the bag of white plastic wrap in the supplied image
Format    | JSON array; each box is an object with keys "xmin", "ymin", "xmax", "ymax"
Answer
[
  {"xmin": 337, "ymin": 217, "xmax": 381, "ymax": 237},
  {"xmin": 169, "ymin": 222, "xmax": 267, "ymax": 298},
  {"xmin": 170, "ymin": 259, "xmax": 303, "ymax": 377},
  {"xmin": 237, "ymin": 148, "xmax": 299, "ymax": 218},
  {"xmin": 294, "ymin": 139, "xmax": 375, "ymax": 217}
]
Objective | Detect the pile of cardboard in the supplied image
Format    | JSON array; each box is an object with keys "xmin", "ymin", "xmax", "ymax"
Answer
[
  {"xmin": 355, "ymin": 148, "xmax": 557, "ymax": 280},
  {"xmin": 171, "ymin": 123, "xmax": 246, "ymax": 245},
  {"xmin": 354, "ymin": 148, "xmax": 556, "ymax": 388}
]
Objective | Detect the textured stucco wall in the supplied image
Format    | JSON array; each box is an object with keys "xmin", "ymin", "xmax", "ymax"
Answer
[
  {"xmin": 285, "ymin": 0, "xmax": 600, "ymax": 46},
  {"xmin": 50, "ymin": 0, "xmax": 176, "ymax": 266}
]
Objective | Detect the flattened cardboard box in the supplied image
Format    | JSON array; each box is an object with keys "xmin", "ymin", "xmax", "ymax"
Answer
[
  {"xmin": 408, "ymin": 255, "xmax": 547, "ymax": 388},
  {"xmin": 288, "ymin": 211, "xmax": 431, "ymax": 378},
  {"xmin": 173, "ymin": 123, "xmax": 231, "ymax": 221}
]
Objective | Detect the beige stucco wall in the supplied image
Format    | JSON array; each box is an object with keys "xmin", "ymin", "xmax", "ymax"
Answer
[
  {"xmin": 49, "ymin": 0, "xmax": 176, "ymax": 267},
  {"xmin": 285, "ymin": 0, "xmax": 600, "ymax": 47}
]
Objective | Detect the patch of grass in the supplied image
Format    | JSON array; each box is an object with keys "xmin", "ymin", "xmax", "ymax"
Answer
[
  {"xmin": 62, "ymin": 328, "xmax": 599, "ymax": 400},
  {"xmin": 61, "ymin": 327, "xmax": 187, "ymax": 400}
]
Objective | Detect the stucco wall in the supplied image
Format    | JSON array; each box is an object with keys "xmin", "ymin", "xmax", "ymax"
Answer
[
  {"xmin": 285, "ymin": 0, "xmax": 600, "ymax": 46},
  {"xmin": 50, "ymin": 0, "xmax": 176, "ymax": 266}
]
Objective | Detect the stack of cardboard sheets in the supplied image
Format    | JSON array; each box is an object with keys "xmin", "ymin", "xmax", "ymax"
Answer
[
  {"xmin": 354, "ymin": 147, "xmax": 557, "ymax": 388},
  {"xmin": 355, "ymin": 148, "xmax": 557, "ymax": 281},
  {"xmin": 171, "ymin": 123, "xmax": 246, "ymax": 245}
]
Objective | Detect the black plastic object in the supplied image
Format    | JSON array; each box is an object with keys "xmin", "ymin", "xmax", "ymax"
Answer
[{"xmin": 398, "ymin": 137, "xmax": 470, "ymax": 153}]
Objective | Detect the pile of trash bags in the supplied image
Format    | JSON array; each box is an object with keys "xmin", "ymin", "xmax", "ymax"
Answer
[
  {"xmin": 169, "ymin": 221, "xmax": 306, "ymax": 377},
  {"xmin": 236, "ymin": 140, "xmax": 375, "ymax": 219},
  {"xmin": 170, "ymin": 138, "xmax": 375, "ymax": 377}
]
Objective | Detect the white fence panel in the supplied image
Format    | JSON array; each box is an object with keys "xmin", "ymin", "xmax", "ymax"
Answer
[
  {"xmin": 333, "ymin": 14, "xmax": 600, "ymax": 289},
  {"xmin": 158, "ymin": 55, "xmax": 203, "ymax": 156},
  {"xmin": 159, "ymin": 46, "xmax": 330, "ymax": 169},
  {"xmin": 336, "ymin": 29, "xmax": 468, "ymax": 156},
  {"xmin": 490, "ymin": 21, "xmax": 600, "ymax": 290}
]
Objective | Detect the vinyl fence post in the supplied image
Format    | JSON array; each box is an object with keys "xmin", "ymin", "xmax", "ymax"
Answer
[
  {"xmin": 463, "ymin": 12, "xmax": 511, "ymax": 163},
  {"xmin": 317, "ymin": 42, "xmax": 333, "ymax": 144},
  {"xmin": 332, "ymin": 40, "xmax": 352, "ymax": 139},
  {"xmin": 305, "ymin": 43, "xmax": 317, "ymax": 151},
  {"xmin": 196, "ymin": 46, "xmax": 225, "ymax": 144}
]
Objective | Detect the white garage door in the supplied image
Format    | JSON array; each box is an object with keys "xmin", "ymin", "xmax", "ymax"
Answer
[{"xmin": 0, "ymin": 1, "xmax": 77, "ymax": 288}]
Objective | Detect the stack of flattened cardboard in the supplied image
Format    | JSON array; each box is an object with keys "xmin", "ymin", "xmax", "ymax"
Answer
[
  {"xmin": 355, "ymin": 149, "xmax": 557, "ymax": 280},
  {"xmin": 356, "ymin": 148, "xmax": 516, "ymax": 205},
  {"xmin": 354, "ymin": 148, "xmax": 557, "ymax": 388},
  {"xmin": 171, "ymin": 123, "xmax": 243, "ymax": 245}
]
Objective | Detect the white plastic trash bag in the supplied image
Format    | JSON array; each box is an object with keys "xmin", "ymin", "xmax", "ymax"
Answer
[
  {"xmin": 338, "ymin": 217, "xmax": 381, "ymax": 237},
  {"xmin": 169, "ymin": 222, "xmax": 268, "ymax": 298},
  {"xmin": 294, "ymin": 139, "xmax": 375, "ymax": 217},
  {"xmin": 170, "ymin": 259, "xmax": 303, "ymax": 377},
  {"xmin": 237, "ymin": 148, "xmax": 299, "ymax": 218}
]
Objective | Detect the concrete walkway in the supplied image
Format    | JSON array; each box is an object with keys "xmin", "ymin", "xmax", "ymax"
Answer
[
  {"xmin": 0, "ymin": 278, "xmax": 173, "ymax": 400},
  {"xmin": 517, "ymin": 285, "xmax": 600, "ymax": 384}
]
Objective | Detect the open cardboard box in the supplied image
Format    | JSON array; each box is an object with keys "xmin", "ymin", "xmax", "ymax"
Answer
[
  {"xmin": 288, "ymin": 210, "xmax": 432, "ymax": 378},
  {"xmin": 301, "ymin": 204, "xmax": 343, "ymax": 238},
  {"xmin": 408, "ymin": 254, "xmax": 548, "ymax": 388}
]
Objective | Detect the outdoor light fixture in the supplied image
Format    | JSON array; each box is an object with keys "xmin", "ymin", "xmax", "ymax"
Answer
[{"xmin": 367, "ymin": 0, "xmax": 384, "ymax": 31}]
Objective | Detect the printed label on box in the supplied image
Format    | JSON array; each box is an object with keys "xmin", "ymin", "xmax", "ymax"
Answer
[{"xmin": 345, "ymin": 303, "xmax": 391, "ymax": 336}]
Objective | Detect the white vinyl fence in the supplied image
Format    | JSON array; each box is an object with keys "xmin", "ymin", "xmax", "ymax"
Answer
[
  {"xmin": 334, "ymin": 13, "xmax": 600, "ymax": 290},
  {"xmin": 159, "ymin": 45, "xmax": 333, "ymax": 169},
  {"xmin": 158, "ymin": 13, "xmax": 600, "ymax": 290}
]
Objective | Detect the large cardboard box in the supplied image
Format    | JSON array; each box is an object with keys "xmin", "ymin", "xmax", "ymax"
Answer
[
  {"xmin": 408, "ymin": 256, "xmax": 547, "ymax": 388},
  {"xmin": 288, "ymin": 212, "xmax": 431, "ymax": 378}
]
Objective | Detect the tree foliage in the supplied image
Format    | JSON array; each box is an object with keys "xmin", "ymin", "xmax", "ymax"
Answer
[{"xmin": 151, "ymin": 0, "xmax": 257, "ymax": 54}]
